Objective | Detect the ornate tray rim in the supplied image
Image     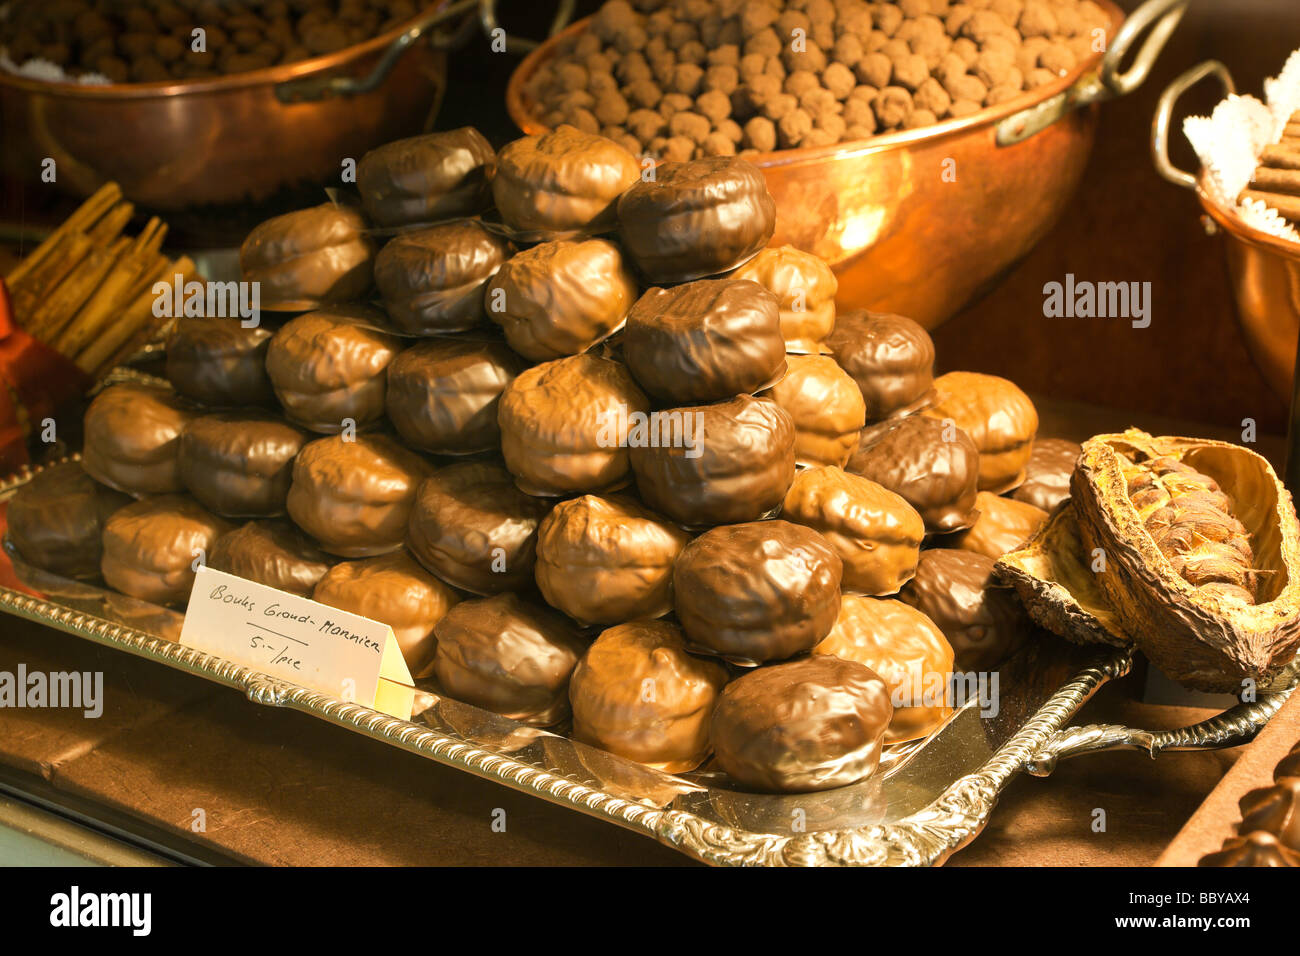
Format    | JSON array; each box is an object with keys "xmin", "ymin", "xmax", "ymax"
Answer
[{"xmin": 0, "ymin": 458, "xmax": 1290, "ymax": 866}]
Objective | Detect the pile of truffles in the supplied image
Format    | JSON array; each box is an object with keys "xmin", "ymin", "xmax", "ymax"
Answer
[
  {"xmin": 522, "ymin": 0, "xmax": 1111, "ymax": 159},
  {"xmin": 0, "ymin": 0, "xmax": 419, "ymax": 83},
  {"xmin": 7, "ymin": 123, "xmax": 1070, "ymax": 795}
]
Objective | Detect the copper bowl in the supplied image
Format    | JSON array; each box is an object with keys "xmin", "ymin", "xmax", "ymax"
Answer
[
  {"xmin": 0, "ymin": 5, "xmax": 453, "ymax": 210},
  {"xmin": 1153, "ymin": 60, "xmax": 1300, "ymax": 404},
  {"xmin": 506, "ymin": 0, "xmax": 1186, "ymax": 331}
]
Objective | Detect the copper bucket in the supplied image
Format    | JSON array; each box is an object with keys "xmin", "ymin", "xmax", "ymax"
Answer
[
  {"xmin": 1152, "ymin": 60, "xmax": 1300, "ymax": 405},
  {"xmin": 506, "ymin": 0, "xmax": 1188, "ymax": 331}
]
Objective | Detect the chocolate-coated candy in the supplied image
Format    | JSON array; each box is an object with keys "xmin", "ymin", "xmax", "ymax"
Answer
[
  {"xmin": 1199, "ymin": 831, "xmax": 1299, "ymax": 867},
  {"xmin": 825, "ymin": 311, "xmax": 935, "ymax": 420},
  {"xmin": 208, "ymin": 519, "xmax": 333, "ymax": 598},
  {"xmin": 710, "ymin": 656, "xmax": 893, "ymax": 793},
  {"xmin": 240, "ymin": 203, "xmax": 374, "ymax": 308},
  {"xmin": 569, "ymin": 621, "xmax": 729, "ymax": 772},
  {"xmin": 6, "ymin": 462, "xmax": 130, "ymax": 580},
  {"xmin": 101, "ymin": 495, "xmax": 231, "ymax": 606},
  {"xmin": 178, "ymin": 412, "xmax": 308, "ymax": 517},
  {"xmin": 760, "ymin": 354, "xmax": 865, "ymax": 467},
  {"xmin": 1238, "ymin": 779, "xmax": 1300, "ymax": 852},
  {"xmin": 1011, "ymin": 438, "xmax": 1081, "ymax": 513},
  {"xmin": 731, "ymin": 245, "xmax": 838, "ymax": 353},
  {"xmin": 674, "ymin": 519, "xmax": 842, "ymax": 663},
  {"xmin": 951, "ymin": 491, "xmax": 1048, "ymax": 559},
  {"xmin": 434, "ymin": 593, "xmax": 587, "ymax": 727},
  {"xmin": 357, "ymin": 127, "xmax": 495, "ymax": 227},
  {"xmin": 165, "ymin": 317, "xmax": 274, "ymax": 407},
  {"xmin": 82, "ymin": 383, "xmax": 193, "ymax": 496},
  {"xmin": 922, "ymin": 371, "xmax": 1038, "ymax": 493}
]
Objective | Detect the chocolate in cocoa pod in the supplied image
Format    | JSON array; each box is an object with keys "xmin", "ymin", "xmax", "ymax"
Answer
[
  {"xmin": 1011, "ymin": 438, "xmax": 1082, "ymax": 513},
  {"xmin": 760, "ymin": 354, "xmax": 865, "ymax": 467},
  {"xmin": 208, "ymin": 519, "xmax": 333, "ymax": 598},
  {"xmin": 825, "ymin": 311, "xmax": 935, "ymax": 420},
  {"xmin": 617, "ymin": 156, "xmax": 776, "ymax": 282},
  {"xmin": 434, "ymin": 592, "xmax": 587, "ymax": 727},
  {"xmin": 813, "ymin": 595, "xmax": 954, "ymax": 743},
  {"xmin": 373, "ymin": 221, "xmax": 512, "ymax": 334},
  {"xmin": 630, "ymin": 394, "xmax": 795, "ymax": 527},
  {"xmin": 357, "ymin": 127, "xmax": 495, "ymax": 227},
  {"xmin": 265, "ymin": 305, "xmax": 400, "ymax": 434},
  {"xmin": 569, "ymin": 620, "xmax": 728, "ymax": 772},
  {"xmin": 922, "ymin": 371, "xmax": 1039, "ymax": 493},
  {"xmin": 165, "ymin": 317, "xmax": 274, "ymax": 407},
  {"xmin": 534, "ymin": 493, "xmax": 690, "ymax": 625},
  {"xmin": 485, "ymin": 238, "xmax": 638, "ymax": 361},
  {"xmin": 710, "ymin": 656, "xmax": 892, "ymax": 793},
  {"xmin": 240, "ymin": 203, "xmax": 374, "ymax": 309},
  {"xmin": 780, "ymin": 466, "xmax": 924, "ymax": 596},
  {"xmin": 101, "ymin": 495, "xmax": 231, "ymax": 606},
  {"xmin": 498, "ymin": 354, "xmax": 649, "ymax": 496},
  {"xmin": 6, "ymin": 462, "xmax": 130, "ymax": 580},
  {"xmin": 492, "ymin": 125, "xmax": 640, "ymax": 234},
  {"xmin": 673, "ymin": 519, "xmax": 842, "ymax": 663},
  {"xmin": 847, "ymin": 414, "xmax": 981, "ymax": 534},
  {"xmin": 731, "ymin": 245, "xmax": 838, "ymax": 353},
  {"xmin": 1199, "ymin": 831, "xmax": 1300, "ymax": 867},
  {"xmin": 82, "ymin": 383, "xmax": 193, "ymax": 496},
  {"xmin": 899, "ymin": 548, "xmax": 1030, "ymax": 672},
  {"xmin": 178, "ymin": 412, "xmax": 308, "ymax": 517},
  {"xmin": 1238, "ymin": 779, "xmax": 1300, "ymax": 851},
  {"xmin": 313, "ymin": 551, "xmax": 459, "ymax": 678},
  {"xmin": 622, "ymin": 278, "xmax": 786, "ymax": 404},
  {"xmin": 407, "ymin": 461, "xmax": 552, "ymax": 594},
  {"xmin": 286, "ymin": 434, "xmax": 431, "ymax": 557},
  {"xmin": 385, "ymin": 339, "xmax": 525, "ymax": 454}
]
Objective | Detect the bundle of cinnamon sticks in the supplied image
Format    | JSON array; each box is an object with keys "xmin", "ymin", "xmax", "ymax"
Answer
[
  {"xmin": 4, "ymin": 183, "xmax": 196, "ymax": 378},
  {"xmin": 1243, "ymin": 110, "xmax": 1300, "ymax": 227}
]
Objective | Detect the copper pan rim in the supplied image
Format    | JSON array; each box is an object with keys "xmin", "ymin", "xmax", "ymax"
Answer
[
  {"xmin": 1197, "ymin": 175, "xmax": 1300, "ymax": 262},
  {"xmin": 504, "ymin": 0, "xmax": 1124, "ymax": 166},
  {"xmin": 0, "ymin": 0, "xmax": 449, "ymax": 100}
]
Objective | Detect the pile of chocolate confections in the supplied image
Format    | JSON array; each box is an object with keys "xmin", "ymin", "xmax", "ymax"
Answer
[{"xmin": 5, "ymin": 124, "xmax": 1077, "ymax": 794}]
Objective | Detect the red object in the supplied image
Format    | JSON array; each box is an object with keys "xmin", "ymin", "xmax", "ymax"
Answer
[{"xmin": 0, "ymin": 278, "xmax": 92, "ymax": 473}]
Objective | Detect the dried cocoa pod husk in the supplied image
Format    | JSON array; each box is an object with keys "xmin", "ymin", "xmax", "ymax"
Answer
[
  {"xmin": 995, "ymin": 501, "xmax": 1132, "ymax": 648},
  {"xmin": 1071, "ymin": 429, "xmax": 1300, "ymax": 692}
]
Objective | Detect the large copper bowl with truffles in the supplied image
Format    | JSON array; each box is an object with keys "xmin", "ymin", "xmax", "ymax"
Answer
[
  {"xmin": 0, "ymin": 2, "xmax": 455, "ymax": 209},
  {"xmin": 506, "ymin": 0, "xmax": 1186, "ymax": 329}
]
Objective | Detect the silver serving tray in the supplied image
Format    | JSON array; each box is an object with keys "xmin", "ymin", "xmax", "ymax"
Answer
[{"xmin": 0, "ymin": 459, "xmax": 1293, "ymax": 866}]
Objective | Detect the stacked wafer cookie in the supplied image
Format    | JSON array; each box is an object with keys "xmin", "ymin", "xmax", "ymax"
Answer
[
  {"xmin": 1242, "ymin": 112, "xmax": 1300, "ymax": 226},
  {"xmin": 4, "ymin": 183, "xmax": 196, "ymax": 378}
]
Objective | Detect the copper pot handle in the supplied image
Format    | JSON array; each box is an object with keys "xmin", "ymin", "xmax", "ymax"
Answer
[
  {"xmin": 1151, "ymin": 59, "xmax": 1236, "ymax": 190},
  {"xmin": 275, "ymin": 0, "xmax": 576, "ymax": 103},
  {"xmin": 996, "ymin": 0, "xmax": 1188, "ymax": 146}
]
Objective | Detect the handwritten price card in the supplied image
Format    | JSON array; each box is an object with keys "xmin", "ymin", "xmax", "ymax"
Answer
[{"xmin": 180, "ymin": 566, "xmax": 414, "ymax": 720}]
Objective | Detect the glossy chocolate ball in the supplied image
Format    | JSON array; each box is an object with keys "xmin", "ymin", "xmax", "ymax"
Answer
[
  {"xmin": 101, "ymin": 495, "xmax": 231, "ymax": 606},
  {"xmin": 178, "ymin": 412, "xmax": 308, "ymax": 517},
  {"xmin": 82, "ymin": 383, "xmax": 193, "ymax": 496},
  {"xmin": 6, "ymin": 462, "xmax": 130, "ymax": 580},
  {"xmin": 825, "ymin": 310, "xmax": 935, "ymax": 420},
  {"xmin": 357, "ymin": 127, "xmax": 495, "ymax": 227},
  {"xmin": 166, "ymin": 317, "xmax": 274, "ymax": 407},
  {"xmin": 208, "ymin": 519, "xmax": 333, "ymax": 597},
  {"xmin": 240, "ymin": 203, "xmax": 374, "ymax": 308}
]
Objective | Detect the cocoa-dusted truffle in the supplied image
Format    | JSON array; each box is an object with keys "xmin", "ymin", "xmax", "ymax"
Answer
[
  {"xmin": 239, "ymin": 203, "xmax": 374, "ymax": 309},
  {"xmin": 165, "ymin": 317, "xmax": 274, "ymax": 407},
  {"xmin": 1199, "ymin": 831, "xmax": 1300, "ymax": 867},
  {"xmin": 899, "ymin": 548, "xmax": 1029, "ymax": 671},
  {"xmin": 922, "ymin": 371, "xmax": 1039, "ymax": 493},
  {"xmin": 780, "ymin": 466, "xmax": 924, "ymax": 596},
  {"xmin": 731, "ymin": 245, "xmax": 838, "ymax": 353},
  {"xmin": 825, "ymin": 310, "xmax": 935, "ymax": 420},
  {"xmin": 710, "ymin": 656, "xmax": 893, "ymax": 793},
  {"xmin": 178, "ymin": 412, "xmax": 308, "ymax": 517},
  {"xmin": 535, "ymin": 494, "xmax": 690, "ymax": 625},
  {"xmin": 492, "ymin": 125, "xmax": 641, "ymax": 234},
  {"xmin": 485, "ymin": 238, "xmax": 638, "ymax": 360},
  {"xmin": 498, "ymin": 354, "xmax": 649, "ymax": 495},
  {"xmin": 761, "ymin": 355, "xmax": 866, "ymax": 467},
  {"xmin": 6, "ymin": 462, "xmax": 130, "ymax": 580},
  {"xmin": 951, "ymin": 491, "xmax": 1048, "ymax": 559},
  {"xmin": 208, "ymin": 519, "xmax": 332, "ymax": 598},
  {"xmin": 101, "ymin": 495, "xmax": 231, "ymax": 606},
  {"xmin": 814, "ymin": 595, "xmax": 954, "ymax": 743},
  {"xmin": 848, "ymin": 414, "xmax": 981, "ymax": 534},
  {"xmin": 617, "ymin": 156, "xmax": 776, "ymax": 282},
  {"xmin": 406, "ymin": 461, "xmax": 551, "ymax": 594},
  {"xmin": 265, "ymin": 306, "xmax": 400, "ymax": 434},
  {"xmin": 357, "ymin": 127, "xmax": 496, "ymax": 227},
  {"xmin": 313, "ymin": 551, "xmax": 459, "ymax": 678},
  {"xmin": 385, "ymin": 339, "xmax": 525, "ymax": 454},
  {"xmin": 373, "ymin": 221, "xmax": 512, "ymax": 334},
  {"xmin": 286, "ymin": 434, "xmax": 430, "ymax": 557},
  {"xmin": 630, "ymin": 394, "xmax": 795, "ymax": 527},
  {"xmin": 1238, "ymin": 779, "xmax": 1300, "ymax": 852},
  {"xmin": 433, "ymin": 593, "xmax": 587, "ymax": 727},
  {"xmin": 82, "ymin": 383, "xmax": 193, "ymax": 496},
  {"xmin": 569, "ymin": 621, "xmax": 729, "ymax": 772},
  {"xmin": 1012, "ymin": 438, "xmax": 1081, "ymax": 513},
  {"xmin": 622, "ymin": 279, "xmax": 786, "ymax": 404},
  {"xmin": 674, "ymin": 519, "xmax": 842, "ymax": 663}
]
